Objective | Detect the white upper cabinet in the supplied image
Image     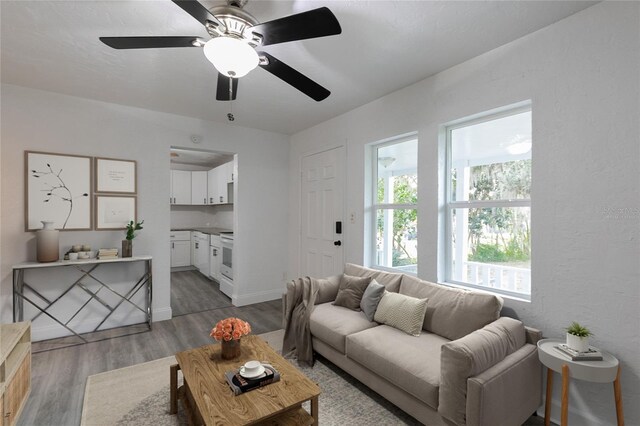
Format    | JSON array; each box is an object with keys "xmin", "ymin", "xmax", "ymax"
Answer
[
  {"xmin": 191, "ymin": 171, "xmax": 208, "ymax": 205},
  {"xmin": 171, "ymin": 170, "xmax": 191, "ymax": 205},
  {"xmin": 206, "ymin": 161, "xmax": 234, "ymax": 205},
  {"xmin": 207, "ymin": 167, "xmax": 219, "ymax": 204}
]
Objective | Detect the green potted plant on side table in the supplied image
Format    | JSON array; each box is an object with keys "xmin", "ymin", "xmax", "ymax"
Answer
[
  {"xmin": 122, "ymin": 220, "xmax": 144, "ymax": 258},
  {"xmin": 566, "ymin": 321, "xmax": 592, "ymax": 353}
]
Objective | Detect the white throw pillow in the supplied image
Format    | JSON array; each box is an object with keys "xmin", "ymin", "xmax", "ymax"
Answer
[{"xmin": 374, "ymin": 292, "xmax": 428, "ymax": 336}]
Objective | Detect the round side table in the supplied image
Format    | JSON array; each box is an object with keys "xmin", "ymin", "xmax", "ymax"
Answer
[{"xmin": 537, "ymin": 338, "xmax": 624, "ymax": 426}]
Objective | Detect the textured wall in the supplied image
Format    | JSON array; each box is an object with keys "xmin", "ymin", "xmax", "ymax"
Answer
[
  {"xmin": 1, "ymin": 85, "xmax": 290, "ymax": 338},
  {"xmin": 289, "ymin": 3, "xmax": 639, "ymax": 425}
]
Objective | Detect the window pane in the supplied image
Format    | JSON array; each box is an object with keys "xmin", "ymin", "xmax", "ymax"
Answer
[
  {"xmin": 376, "ymin": 208, "xmax": 417, "ymax": 273},
  {"xmin": 451, "ymin": 111, "xmax": 531, "ymax": 201},
  {"xmin": 377, "ymin": 139, "xmax": 418, "ymax": 204},
  {"xmin": 450, "ymin": 206, "xmax": 531, "ymax": 295}
]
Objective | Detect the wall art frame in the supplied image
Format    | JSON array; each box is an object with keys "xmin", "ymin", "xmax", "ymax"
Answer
[
  {"xmin": 95, "ymin": 157, "xmax": 137, "ymax": 194},
  {"xmin": 25, "ymin": 151, "xmax": 92, "ymax": 231},
  {"xmin": 95, "ymin": 195, "xmax": 137, "ymax": 230}
]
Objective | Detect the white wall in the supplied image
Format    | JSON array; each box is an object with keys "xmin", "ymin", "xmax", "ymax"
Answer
[
  {"xmin": 289, "ymin": 3, "xmax": 639, "ymax": 425},
  {"xmin": 1, "ymin": 84, "xmax": 290, "ymax": 337}
]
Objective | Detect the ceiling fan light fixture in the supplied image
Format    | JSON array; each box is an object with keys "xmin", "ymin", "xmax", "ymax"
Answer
[{"xmin": 203, "ymin": 37, "xmax": 258, "ymax": 78}]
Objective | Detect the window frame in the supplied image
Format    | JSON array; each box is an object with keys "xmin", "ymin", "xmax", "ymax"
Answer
[
  {"xmin": 370, "ymin": 135, "xmax": 419, "ymax": 274},
  {"xmin": 444, "ymin": 104, "xmax": 532, "ymax": 300}
]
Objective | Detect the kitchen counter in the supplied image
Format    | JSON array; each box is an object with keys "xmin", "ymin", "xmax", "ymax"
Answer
[{"xmin": 171, "ymin": 227, "xmax": 232, "ymax": 235}]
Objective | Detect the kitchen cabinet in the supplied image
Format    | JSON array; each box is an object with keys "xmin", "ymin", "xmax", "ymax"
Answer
[
  {"xmin": 207, "ymin": 167, "xmax": 218, "ymax": 205},
  {"xmin": 209, "ymin": 235, "xmax": 221, "ymax": 281},
  {"xmin": 191, "ymin": 171, "xmax": 208, "ymax": 205},
  {"xmin": 207, "ymin": 162, "xmax": 233, "ymax": 205},
  {"xmin": 170, "ymin": 231, "xmax": 191, "ymax": 267},
  {"xmin": 191, "ymin": 232, "xmax": 210, "ymax": 276},
  {"xmin": 1, "ymin": 322, "xmax": 31, "ymax": 426},
  {"xmin": 170, "ymin": 170, "xmax": 191, "ymax": 205}
]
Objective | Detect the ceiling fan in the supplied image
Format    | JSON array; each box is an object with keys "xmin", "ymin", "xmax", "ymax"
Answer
[{"xmin": 100, "ymin": 0, "xmax": 341, "ymax": 102}]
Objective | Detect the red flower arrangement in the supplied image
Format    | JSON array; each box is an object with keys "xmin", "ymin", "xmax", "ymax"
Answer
[{"xmin": 210, "ymin": 317, "xmax": 251, "ymax": 342}]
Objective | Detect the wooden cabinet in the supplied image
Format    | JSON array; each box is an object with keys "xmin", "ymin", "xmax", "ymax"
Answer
[
  {"xmin": 1, "ymin": 322, "xmax": 31, "ymax": 426},
  {"xmin": 170, "ymin": 170, "xmax": 191, "ymax": 205},
  {"xmin": 191, "ymin": 171, "xmax": 208, "ymax": 205}
]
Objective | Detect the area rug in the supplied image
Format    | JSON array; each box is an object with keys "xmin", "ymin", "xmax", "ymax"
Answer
[{"xmin": 81, "ymin": 329, "xmax": 418, "ymax": 425}]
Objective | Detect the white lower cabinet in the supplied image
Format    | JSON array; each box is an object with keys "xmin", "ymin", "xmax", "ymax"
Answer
[
  {"xmin": 209, "ymin": 235, "xmax": 221, "ymax": 280},
  {"xmin": 170, "ymin": 241, "xmax": 190, "ymax": 267},
  {"xmin": 170, "ymin": 231, "xmax": 191, "ymax": 267}
]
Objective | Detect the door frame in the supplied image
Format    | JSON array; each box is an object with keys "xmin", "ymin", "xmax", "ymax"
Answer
[{"xmin": 297, "ymin": 144, "xmax": 347, "ymax": 278}]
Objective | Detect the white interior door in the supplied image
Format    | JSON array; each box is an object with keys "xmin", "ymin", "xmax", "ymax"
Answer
[{"xmin": 300, "ymin": 146, "xmax": 344, "ymax": 278}]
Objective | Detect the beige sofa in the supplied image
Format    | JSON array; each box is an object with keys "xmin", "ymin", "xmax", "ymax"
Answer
[{"xmin": 300, "ymin": 264, "xmax": 542, "ymax": 426}]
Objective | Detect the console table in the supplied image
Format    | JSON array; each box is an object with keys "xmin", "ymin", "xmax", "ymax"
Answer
[{"xmin": 12, "ymin": 256, "xmax": 152, "ymax": 350}]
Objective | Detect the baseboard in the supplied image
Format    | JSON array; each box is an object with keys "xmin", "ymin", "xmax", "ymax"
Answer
[
  {"xmin": 153, "ymin": 306, "xmax": 172, "ymax": 322},
  {"xmin": 31, "ymin": 310, "xmax": 148, "ymax": 341},
  {"xmin": 537, "ymin": 397, "xmax": 614, "ymax": 425},
  {"xmin": 30, "ymin": 305, "xmax": 172, "ymax": 341},
  {"xmin": 232, "ymin": 288, "xmax": 284, "ymax": 307}
]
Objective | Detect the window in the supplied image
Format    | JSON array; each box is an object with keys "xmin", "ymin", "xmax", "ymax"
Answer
[
  {"xmin": 446, "ymin": 106, "xmax": 531, "ymax": 299},
  {"xmin": 371, "ymin": 137, "xmax": 418, "ymax": 273}
]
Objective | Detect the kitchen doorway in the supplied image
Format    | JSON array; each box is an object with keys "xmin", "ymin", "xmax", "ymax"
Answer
[{"xmin": 169, "ymin": 147, "xmax": 237, "ymax": 316}]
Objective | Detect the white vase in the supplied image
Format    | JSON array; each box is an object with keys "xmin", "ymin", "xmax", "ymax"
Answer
[
  {"xmin": 566, "ymin": 332, "xmax": 589, "ymax": 353},
  {"xmin": 36, "ymin": 221, "xmax": 59, "ymax": 262}
]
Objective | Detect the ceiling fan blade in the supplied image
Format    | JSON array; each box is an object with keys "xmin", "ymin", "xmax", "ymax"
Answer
[
  {"xmin": 99, "ymin": 36, "xmax": 202, "ymax": 49},
  {"xmin": 171, "ymin": 0, "xmax": 225, "ymax": 29},
  {"xmin": 258, "ymin": 52, "xmax": 330, "ymax": 102},
  {"xmin": 216, "ymin": 73, "xmax": 238, "ymax": 101},
  {"xmin": 250, "ymin": 7, "xmax": 341, "ymax": 46}
]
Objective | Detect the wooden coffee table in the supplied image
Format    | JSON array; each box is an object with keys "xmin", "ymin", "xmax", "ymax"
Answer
[{"xmin": 170, "ymin": 335, "xmax": 320, "ymax": 425}]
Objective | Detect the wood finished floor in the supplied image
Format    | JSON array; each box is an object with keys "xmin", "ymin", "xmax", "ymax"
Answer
[
  {"xmin": 20, "ymin": 298, "xmax": 282, "ymax": 426},
  {"xmin": 170, "ymin": 269, "xmax": 233, "ymax": 316}
]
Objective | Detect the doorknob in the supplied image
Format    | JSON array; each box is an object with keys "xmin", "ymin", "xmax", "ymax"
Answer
[{"xmin": 334, "ymin": 240, "xmax": 342, "ymax": 246}]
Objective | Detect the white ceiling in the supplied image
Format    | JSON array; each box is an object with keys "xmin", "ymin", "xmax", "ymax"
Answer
[
  {"xmin": 1, "ymin": 1, "xmax": 597, "ymax": 135},
  {"xmin": 170, "ymin": 147, "xmax": 233, "ymax": 167}
]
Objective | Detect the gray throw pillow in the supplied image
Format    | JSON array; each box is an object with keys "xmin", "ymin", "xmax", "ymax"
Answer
[
  {"xmin": 360, "ymin": 279, "xmax": 386, "ymax": 321},
  {"xmin": 333, "ymin": 274, "xmax": 372, "ymax": 311}
]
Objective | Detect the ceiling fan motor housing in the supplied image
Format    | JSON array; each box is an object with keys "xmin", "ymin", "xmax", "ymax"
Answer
[{"xmin": 206, "ymin": 4, "xmax": 261, "ymax": 46}]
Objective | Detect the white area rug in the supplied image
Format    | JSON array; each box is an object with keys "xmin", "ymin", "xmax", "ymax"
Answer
[{"xmin": 81, "ymin": 329, "xmax": 418, "ymax": 425}]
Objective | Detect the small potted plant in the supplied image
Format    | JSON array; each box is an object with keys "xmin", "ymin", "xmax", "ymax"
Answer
[
  {"xmin": 122, "ymin": 220, "xmax": 144, "ymax": 258},
  {"xmin": 566, "ymin": 321, "xmax": 592, "ymax": 353}
]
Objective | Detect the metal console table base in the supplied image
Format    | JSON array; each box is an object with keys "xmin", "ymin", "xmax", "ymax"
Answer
[{"xmin": 13, "ymin": 256, "xmax": 152, "ymax": 352}]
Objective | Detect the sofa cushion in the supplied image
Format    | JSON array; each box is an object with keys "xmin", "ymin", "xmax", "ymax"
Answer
[
  {"xmin": 360, "ymin": 279, "xmax": 386, "ymax": 321},
  {"xmin": 309, "ymin": 302, "xmax": 378, "ymax": 354},
  {"xmin": 333, "ymin": 274, "xmax": 372, "ymax": 311},
  {"xmin": 345, "ymin": 263, "xmax": 402, "ymax": 292},
  {"xmin": 346, "ymin": 325, "xmax": 450, "ymax": 409},
  {"xmin": 439, "ymin": 317, "xmax": 525, "ymax": 426},
  {"xmin": 373, "ymin": 292, "xmax": 428, "ymax": 336},
  {"xmin": 400, "ymin": 275, "xmax": 503, "ymax": 340}
]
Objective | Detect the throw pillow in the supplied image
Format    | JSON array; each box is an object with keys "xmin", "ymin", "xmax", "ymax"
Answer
[
  {"xmin": 359, "ymin": 279, "xmax": 386, "ymax": 321},
  {"xmin": 374, "ymin": 292, "xmax": 428, "ymax": 336},
  {"xmin": 333, "ymin": 274, "xmax": 372, "ymax": 311}
]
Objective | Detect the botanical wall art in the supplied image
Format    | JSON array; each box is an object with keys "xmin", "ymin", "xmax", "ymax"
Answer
[
  {"xmin": 26, "ymin": 151, "xmax": 92, "ymax": 231},
  {"xmin": 95, "ymin": 157, "xmax": 137, "ymax": 194},
  {"xmin": 95, "ymin": 195, "xmax": 136, "ymax": 230}
]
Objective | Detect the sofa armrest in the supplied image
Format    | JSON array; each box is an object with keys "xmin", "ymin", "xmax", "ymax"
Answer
[
  {"xmin": 466, "ymin": 344, "xmax": 541, "ymax": 426},
  {"xmin": 439, "ymin": 317, "xmax": 526, "ymax": 426},
  {"xmin": 525, "ymin": 326, "xmax": 542, "ymax": 345}
]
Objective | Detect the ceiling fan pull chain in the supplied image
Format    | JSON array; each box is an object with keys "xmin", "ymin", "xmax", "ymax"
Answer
[{"xmin": 227, "ymin": 76, "xmax": 235, "ymax": 122}]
